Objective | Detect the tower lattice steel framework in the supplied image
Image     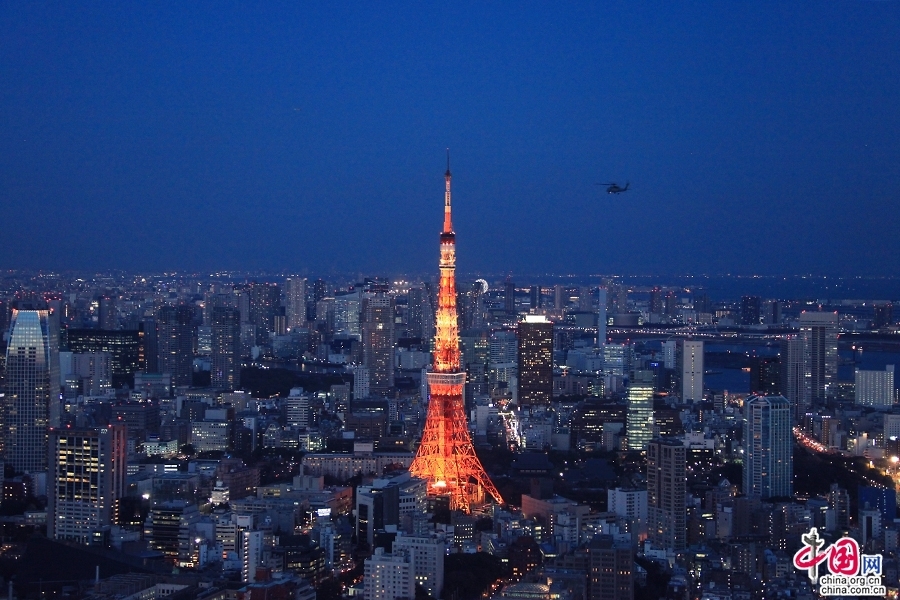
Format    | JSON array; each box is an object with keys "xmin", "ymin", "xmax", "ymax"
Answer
[{"xmin": 409, "ymin": 156, "xmax": 504, "ymax": 513}]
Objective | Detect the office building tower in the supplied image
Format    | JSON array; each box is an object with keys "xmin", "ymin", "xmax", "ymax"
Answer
[
  {"xmin": 98, "ymin": 295, "xmax": 118, "ymax": 330},
  {"xmin": 457, "ymin": 281, "xmax": 484, "ymax": 331},
  {"xmin": 66, "ymin": 327, "xmax": 146, "ymax": 389},
  {"xmin": 364, "ymin": 547, "xmax": 414, "ymax": 600},
  {"xmin": 799, "ymin": 311, "xmax": 838, "ymax": 406},
  {"xmin": 743, "ymin": 395, "xmax": 792, "ymax": 499},
  {"xmin": 855, "ymin": 365, "xmax": 895, "ymax": 408},
  {"xmin": 660, "ymin": 340, "xmax": 676, "ymax": 370},
  {"xmin": 587, "ymin": 535, "xmax": 634, "ymax": 600},
  {"xmin": 780, "ymin": 337, "xmax": 804, "ymax": 418},
  {"xmin": 740, "ymin": 296, "xmax": 761, "ymax": 326},
  {"xmin": 334, "ymin": 291, "xmax": 362, "ymax": 337},
  {"xmin": 649, "ymin": 287, "xmax": 663, "ymax": 315},
  {"xmin": 828, "ymin": 483, "xmax": 850, "ymax": 531},
  {"xmin": 603, "ymin": 344, "xmax": 629, "ymax": 377},
  {"xmin": 647, "ymin": 438, "xmax": 687, "ymax": 553},
  {"xmin": 409, "ymin": 159, "xmax": 502, "ymax": 512},
  {"xmin": 284, "ymin": 277, "xmax": 307, "ymax": 330},
  {"xmin": 597, "ymin": 287, "xmax": 607, "ymax": 346},
  {"xmin": 362, "ymin": 294, "xmax": 395, "ymax": 393},
  {"xmin": 517, "ymin": 315, "xmax": 553, "ymax": 408},
  {"xmin": 4, "ymin": 308, "xmax": 60, "ymax": 472},
  {"xmin": 750, "ymin": 356, "xmax": 781, "ymax": 396},
  {"xmin": 71, "ymin": 352, "xmax": 112, "ymax": 396},
  {"xmin": 504, "ymin": 278, "xmax": 516, "ymax": 315},
  {"xmin": 578, "ymin": 287, "xmax": 593, "ymax": 311},
  {"xmin": 285, "ymin": 388, "xmax": 309, "ymax": 429},
  {"xmin": 407, "ymin": 284, "xmax": 435, "ymax": 342},
  {"xmin": 626, "ymin": 371, "xmax": 654, "ymax": 451},
  {"xmin": 48, "ymin": 424, "xmax": 127, "ymax": 544},
  {"xmin": 211, "ymin": 307, "xmax": 241, "ymax": 390},
  {"xmin": 681, "ymin": 340, "xmax": 704, "ymax": 403},
  {"xmin": 248, "ymin": 282, "xmax": 280, "ymax": 345},
  {"xmin": 874, "ymin": 303, "xmax": 893, "ymax": 329},
  {"xmin": 765, "ymin": 300, "xmax": 782, "ymax": 325},
  {"xmin": 529, "ymin": 285, "xmax": 541, "ymax": 309},
  {"xmin": 157, "ymin": 305, "xmax": 194, "ymax": 387},
  {"xmin": 554, "ymin": 285, "xmax": 565, "ymax": 311},
  {"xmin": 392, "ymin": 533, "xmax": 447, "ymax": 599}
]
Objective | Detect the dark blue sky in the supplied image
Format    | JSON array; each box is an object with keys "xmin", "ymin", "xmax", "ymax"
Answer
[{"xmin": 2, "ymin": 2, "xmax": 899, "ymax": 276}]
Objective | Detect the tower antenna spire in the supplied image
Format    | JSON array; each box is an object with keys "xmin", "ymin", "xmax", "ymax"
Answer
[{"xmin": 443, "ymin": 149, "xmax": 453, "ymax": 233}]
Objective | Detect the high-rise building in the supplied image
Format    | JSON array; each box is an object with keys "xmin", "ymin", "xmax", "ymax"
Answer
[
  {"xmin": 504, "ymin": 278, "xmax": 516, "ymax": 315},
  {"xmin": 647, "ymin": 438, "xmax": 686, "ymax": 553},
  {"xmin": 517, "ymin": 315, "xmax": 553, "ymax": 408},
  {"xmin": 596, "ymin": 287, "xmax": 607, "ymax": 346},
  {"xmin": 211, "ymin": 306, "xmax": 241, "ymax": 390},
  {"xmin": 489, "ymin": 330, "xmax": 517, "ymax": 364},
  {"xmin": 4, "ymin": 308, "xmax": 60, "ymax": 472},
  {"xmin": 740, "ymin": 296, "xmax": 761, "ymax": 326},
  {"xmin": 362, "ymin": 294, "xmax": 395, "ymax": 393},
  {"xmin": 681, "ymin": 340, "xmax": 704, "ymax": 402},
  {"xmin": 529, "ymin": 285, "xmax": 541, "ymax": 309},
  {"xmin": 48, "ymin": 424, "xmax": 127, "ymax": 544},
  {"xmin": 874, "ymin": 303, "xmax": 893, "ymax": 329},
  {"xmin": 98, "ymin": 295, "xmax": 118, "ymax": 330},
  {"xmin": 780, "ymin": 337, "xmax": 805, "ymax": 418},
  {"xmin": 285, "ymin": 388, "xmax": 309, "ymax": 429},
  {"xmin": 249, "ymin": 282, "xmax": 281, "ymax": 345},
  {"xmin": 157, "ymin": 305, "xmax": 194, "ymax": 387},
  {"xmin": 799, "ymin": 311, "xmax": 838, "ymax": 407},
  {"xmin": 408, "ymin": 284, "xmax": 436, "ymax": 343},
  {"xmin": 392, "ymin": 533, "xmax": 447, "ymax": 599},
  {"xmin": 363, "ymin": 547, "xmax": 415, "ymax": 600},
  {"xmin": 66, "ymin": 327, "xmax": 146, "ymax": 389},
  {"xmin": 587, "ymin": 535, "xmax": 634, "ymax": 600},
  {"xmin": 626, "ymin": 371, "xmax": 654, "ymax": 451},
  {"xmin": 284, "ymin": 277, "xmax": 307, "ymax": 331},
  {"xmin": 743, "ymin": 395, "xmax": 792, "ymax": 499},
  {"xmin": 855, "ymin": 365, "xmax": 895, "ymax": 408},
  {"xmin": 554, "ymin": 285, "xmax": 565, "ymax": 311},
  {"xmin": 408, "ymin": 158, "xmax": 502, "ymax": 513},
  {"xmin": 334, "ymin": 291, "xmax": 362, "ymax": 337}
]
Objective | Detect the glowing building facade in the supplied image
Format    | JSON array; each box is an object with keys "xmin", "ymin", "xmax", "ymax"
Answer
[
  {"xmin": 409, "ymin": 159, "xmax": 502, "ymax": 512},
  {"xmin": 4, "ymin": 308, "xmax": 60, "ymax": 472}
]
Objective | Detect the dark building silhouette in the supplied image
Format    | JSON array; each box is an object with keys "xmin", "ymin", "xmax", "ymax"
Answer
[
  {"xmin": 740, "ymin": 296, "xmax": 761, "ymax": 326},
  {"xmin": 505, "ymin": 278, "xmax": 516, "ymax": 315},
  {"xmin": 66, "ymin": 327, "xmax": 146, "ymax": 389},
  {"xmin": 157, "ymin": 305, "xmax": 194, "ymax": 387},
  {"xmin": 211, "ymin": 306, "xmax": 241, "ymax": 390},
  {"xmin": 874, "ymin": 303, "xmax": 893, "ymax": 329},
  {"xmin": 249, "ymin": 282, "xmax": 281, "ymax": 346}
]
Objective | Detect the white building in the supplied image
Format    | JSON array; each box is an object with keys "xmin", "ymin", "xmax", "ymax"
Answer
[
  {"xmin": 855, "ymin": 365, "xmax": 895, "ymax": 408},
  {"xmin": 682, "ymin": 340, "xmax": 704, "ymax": 402},
  {"xmin": 626, "ymin": 371, "xmax": 654, "ymax": 451},
  {"xmin": 392, "ymin": 532, "xmax": 447, "ymax": 599},
  {"xmin": 607, "ymin": 487, "xmax": 648, "ymax": 525},
  {"xmin": 364, "ymin": 547, "xmax": 415, "ymax": 600},
  {"xmin": 241, "ymin": 529, "xmax": 264, "ymax": 583},
  {"xmin": 285, "ymin": 387, "xmax": 310, "ymax": 428},
  {"xmin": 191, "ymin": 420, "xmax": 230, "ymax": 452}
]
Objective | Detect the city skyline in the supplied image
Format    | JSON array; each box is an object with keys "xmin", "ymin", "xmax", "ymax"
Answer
[{"xmin": 2, "ymin": 3, "xmax": 899, "ymax": 276}]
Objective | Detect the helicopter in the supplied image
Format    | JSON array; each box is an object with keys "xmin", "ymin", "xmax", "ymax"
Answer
[{"xmin": 597, "ymin": 181, "xmax": 630, "ymax": 194}]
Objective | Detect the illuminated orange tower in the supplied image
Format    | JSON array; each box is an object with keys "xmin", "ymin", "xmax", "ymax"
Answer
[{"xmin": 409, "ymin": 155, "xmax": 503, "ymax": 513}]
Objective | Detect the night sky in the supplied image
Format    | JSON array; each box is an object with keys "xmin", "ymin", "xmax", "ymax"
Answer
[{"xmin": 2, "ymin": 2, "xmax": 899, "ymax": 276}]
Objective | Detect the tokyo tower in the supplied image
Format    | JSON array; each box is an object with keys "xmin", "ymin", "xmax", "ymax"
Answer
[{"xmin": 409, "ymin": 155, "xmax": 503, "ymax": 513}]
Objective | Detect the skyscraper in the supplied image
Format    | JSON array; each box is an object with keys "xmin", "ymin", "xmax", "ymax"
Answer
[
  {"xmin": 4, "ymin": 308, "xmax": 60, "ymax": 473},
  {"xmin": 362, "ymin": 294, "xmax": 395, "ymax": 393},
  {"xmin": 647, "ymin": 438, "xmax": 686, "ymax": 553},
  {"xmin": 740, "ymin": 296, "xmax": 761, "ymax": 326},
  {"xmin": 284, "ymin": 277, "xmax": 307, "ymax": 331},
  {"xmin": 98, "ymin": 295, "xmax": 118, "ymax": 330},
  {"xmin": 157, "ymin": 305, "xmax": 194, "ymax": 387},
  {"xmin": 517, "ymin": 315, "xmax": 553, "ymax": 408},
  {"xmin": 626, "ymin": 370, "xmax": 654, "ymax": 451},
  {"xmin": 407, "ymin": 284, "xmax": 435, "ymax": 342},
  {"xmin": 249, "ymin": 282, "xmax": 281, "ymax": 345},
  {"xmin": 681, "ymin": 340, "xmax": 704, "ymax": 403},
  {"xmin": 855, "ymin": 365, "xmax": 895, "ymax": 408},
  {"xmin": 780, "ymin": 337, "xmax": 804, "ymax": 418},
  {"xmin": 504, "ymin": 278, "xmax": 516, "ymax": 316},
  {"xmin": 799, "ymin": 311, "xmax": 838, "ymax": 407},
  {"xmin": 743, "ymin": 395, "xmax": 793, "ymax": 499},
  {"xmin": 211, "ymin": 306, "xmax": 241, "ymax": 390},
  {"xmin": 48, "ymin": 424, "xmax": 127, "ymax": 544}
]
